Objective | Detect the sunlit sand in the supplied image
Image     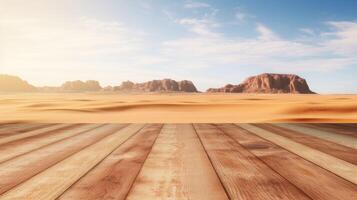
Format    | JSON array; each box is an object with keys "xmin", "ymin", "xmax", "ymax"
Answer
[{"xmin": 1, "ymin": 93, "xmax": 356, "ymax": 123}]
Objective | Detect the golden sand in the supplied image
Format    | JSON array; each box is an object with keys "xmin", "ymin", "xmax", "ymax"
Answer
[{"xmin": 0, "ymin": 93, "xmax": 356, "ymax": 123}]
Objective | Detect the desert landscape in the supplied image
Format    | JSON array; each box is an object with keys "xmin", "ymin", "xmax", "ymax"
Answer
[
  {"xmin": 1, "ymin": 73, "xmax": 356, "ymax": 123},
  {"xmin": 1, "ymin": 74, "xmax": 356, "ymax": 199},
  {"xmin": 0, "ymin": 93, "xmax": 357, "ymax": 123},
  {"xmin": 1, "ymin": 0, "xmax": 357, "ymax": 199},
  {"xmin": 0, "ymin": 75, "xmax": 356, "ymax": 199}
]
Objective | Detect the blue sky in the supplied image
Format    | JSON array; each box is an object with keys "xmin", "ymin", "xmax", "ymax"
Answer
[{"xmin": 1, "ymin": 0, "xmax": 357, "ymax": 93}]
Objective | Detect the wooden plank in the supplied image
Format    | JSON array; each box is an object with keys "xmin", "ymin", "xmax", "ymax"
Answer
[
  {"xmin": 193, "ymin": 123, "xmax": 310, "ymax": 200},
  {"xmin": 0, "ymin": 123, "xmax": 47, "ymax": 132},
  {"xmin": 0, "ymin": 124, "xmax": 144, "ymax": 200},
  {"xmin": 238, "ymin": 124, "xmax": 357, "ymax": 184},
  {"xmin": 126, "ymin": 124, "xmax": 229, "ymax": 200},
  {"xmin": 0, "ymin": 124, "xmax": 126, "ymax": 195},
  {"xmin": 276, "ymin": 123, "xmax": 357, "ymax": 149},
  {"xmin": 0, "ymin": 124, "xmax": 71, "ymax": 145},
  {"xmin": 0, "ymin": 124, "xmax": 101, "ymax": 164},
  {"xmin": 0, "ymin": 123, "xmax": 48, "ymax": 132},
  {"xmin": 58, "ymin": 124, "xmax": 163, "ymax": 200},
  {"xmin": 302, "ymin": 123, "xmax": 357, "ymax": 138},
  {"xmin": 0, "ymin": 123, "xmax": 19, "ymax": 127},
  {"xmin": 0, "ymin": 124, "xmax": 51, "ymax": 138},
  {"xmin": 256, "ymin": 124, "xmax": 357, "ymax": 165},
  {"xmin": 222, "ymin": 124, "xmax": 357, "ymax": 200}
]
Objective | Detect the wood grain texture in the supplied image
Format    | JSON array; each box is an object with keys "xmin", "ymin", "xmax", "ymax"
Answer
[
  {"xmin": 220, "ymin": 124, "xmax": 357, "ymax": 200},
  {"xmin": 0, "ymin": 124, "xmax": 71, "ymax": 145},
  {"xmin": 0, "ymin": 123, "xmax": 355, "ymax": 200},
  {"xmin": 0, "ymin": 124, "xmax": 100, "ymax": 164},
  {"xmin": 0, "ymin": 124, "xmax": 126, "ymax": 195},
  {"xmin": 126, "ymin": 124, "xmax": 229, "ymax": 200},
  {"xmin": 302, "ymin": 123, "xmax": 357, "ymax": 138},
  {"xmin": 0, "ymin": 124, "xmax": 144, "ymax": 200},
  {"xmin": 194, "ymin": 123, "xmax": 310, "ymax": 200},
  {"xmin": 276, "ymin": 123, "xmax": 357, "ymax": 149},
  {"xmin": 238, "ymin": 124, "xmax": 357, "ymax": 184},
  {"xmin": 0, "ymin": 124, "xmax": 51, "ymax": 138},
  {"xmin": 58, "ymin": 124, "xmax": 163, "ymax": 200},
  {"xmin": 255, "ymin": 124, "xmax": 357, "ymax": 165}
]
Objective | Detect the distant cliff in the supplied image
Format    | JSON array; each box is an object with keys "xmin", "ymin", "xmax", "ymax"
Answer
[
  {"xmin": 0, "ymin": 73, "xmax": 315, "ymax": 94},
  {"xmin": 207, "ymin": 73, "xmax": 314, "ymax": 94},
  {"xmin": 0, "ymin": 74, "xmax": 37, "ymax": 92},
  {"xmin": 61, "ymin": 80, "xmax": 102, "ymax": 91},
  {"xmin": 114, "ymin": 79, "xmax": 198, "ymax": 92}
]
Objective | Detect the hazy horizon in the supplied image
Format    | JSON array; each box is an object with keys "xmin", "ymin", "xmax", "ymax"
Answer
[{"xmin": 1, "ymin": 0, "xmax": 357, "ymax": 93}]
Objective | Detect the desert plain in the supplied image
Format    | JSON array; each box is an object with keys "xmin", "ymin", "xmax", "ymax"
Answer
[
  {"xmin": 0, "ymin": 93, "xmax": 356, "ymax": 200},
  {"xmin": 0, "ymin": 92, "xmax": 356, "ymax": 123}
]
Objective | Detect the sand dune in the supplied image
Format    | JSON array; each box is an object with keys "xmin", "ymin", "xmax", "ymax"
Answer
[{"xmin": 0, "ymin": 93, "xmax": 356, "ymax": 123}]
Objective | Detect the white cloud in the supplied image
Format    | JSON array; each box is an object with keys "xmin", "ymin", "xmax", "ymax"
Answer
[
  {"xmin": 177, "ymin": 18, "xmax": 220, "ymax": 37},
  {"xmin": 165, "ymin": 2, "xmax": 357, "ymax": 75},
  {"xmin": 235, "ymin": 12, "xmax": 246, "ymax": 22},
  {"xmin": 160, "ymin": 21, "xmax": 357, "ymax": 73},
  {"xmin": 162, "ymin": 9, "xmax": 175, "ymax": 20},
  {"xmin": 0, "ymin": 17, "xmax": 144, "ymax": 57},
  {"xmin": 234, "ymin": 8, "xmax": 253, "ymax": 23},
  {"xmin": 184, "ymin": 1, "xmax": 211, "ymax": 9},
  {"xmin": 139, "ymin": 1, "xmax": 152, "ymax": 10},
  {"xmin": 0, "ymin": 17, "xmax": 166, "ymax": 86},
  {"xmin": 1, "ymin": 0, "xmax": 357, "ymax": 91},
  {"xmin": 323, "ymin": 21, "xmax": 357, "ymax": 55},
  {"xmin": 256, "ymin": 23, "xmax": 280, "ymax": 40},
  {"xmin": 300, "ymin": 28, "xmax": 315, "ymax": 36}
]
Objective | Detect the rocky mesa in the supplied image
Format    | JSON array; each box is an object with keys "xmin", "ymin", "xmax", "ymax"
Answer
[
  {"xmin": 61, "ymin": 80, "xmax": 102, "ymax": 92},
  {"xmin": 207, "ymin": 73, "xmax": 314, "ymax": 94},
  {"xmin": 1, "ymin": 73, "xmax": 314, "ymax": 94},
  {"xmin": 0, "ymin": 74, "xmax": 37, "ymax": 92},
  {"xmin": 114, "ymin": 79, "xmax": 198, "ymax": 92}
]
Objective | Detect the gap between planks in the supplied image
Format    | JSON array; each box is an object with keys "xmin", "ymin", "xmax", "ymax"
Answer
[
  {"xmin": 238, "ymin": 124, "xmax": 357, "ymax": 185},
  {"xmin": 58, "ymin": 124, "xmax": 163, "ymax": 200},
  {"xmin": 194, "ymin": 123, "xmax": 311, "ymax": 200},
  {"xmin": 255, "ymin": 124, "xmax": 357, "ymax": 165},
  {"xmin": 0, "ymin": 124, "xmax": 102, "ymax": 164},
  {"xmin": 219, "ymin": 123, "xmax": 357, "ymax": 200},
  {"xmin": 0, "ymin": 124, "xmax": 71, "ymax": 146},
  {"xmin": 126, "ymin": 124, "xmax": 229, "ymax": 200},
  {"xmin": 0, "ymin": 124, "xmax": 126, "ymax": 195},
  {"xmin": 275, "ymin": 123, "xmax": 357, "ymax": 149}
]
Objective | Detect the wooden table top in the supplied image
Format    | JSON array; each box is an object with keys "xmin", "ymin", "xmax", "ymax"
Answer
[{"xmin": 0, "ymin": 123, "xmax": 356, "ymax": 200}]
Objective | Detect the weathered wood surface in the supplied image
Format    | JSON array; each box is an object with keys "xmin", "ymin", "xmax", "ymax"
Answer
[
  {"xmin": 239, "ymin": 124, "xmax": 357, "ymax": 185},
  {"xmin": 0, "ymin": 124, "xmax": 144, "ymax": 200},
  {"xmin": 220, "ymin": 124, "xmax": 357, "ymax": 200},
  {"xmin": 126, "ymin": 124, "xmax": 228, "ymax": 200},
  {"xmin": 0, "ymin": 124, "xmax": 71, "ymax": 145},
  {"xmin": 0, "ymin": 123, "xmax": 356, "ymax": 200},
  {"xmin": 194, "ymin": 123, "xmax": 310, "ymax": 200},
  {"xmin": 255, "ymin": 124, "xmax": 357, "ymax": 165},
  {"xmin": 0, "ymin": 124, "xmax": 51, "ymax": 138},
  {"xmin": 302, "ymin": 123, "xmax": 357, "ymax": 138},
  {"xmin": 0, "ymin": 124, "xmax": 99, "ymax": 164},
  {"xmin": 275, "ymin": 123, "xmax": 357, "ymax": 149},
  {"xmin": 0, "ymin": 124, "xmax": 125, "ymax": 195},
  {"xmin": 59, "ymin": 124, "xmax": 162, "ymax": 200}
]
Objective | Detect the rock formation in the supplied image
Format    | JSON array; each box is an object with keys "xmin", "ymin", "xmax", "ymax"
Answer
[
  {"xmin": 0, "ymin": 74, "xmax": 37, "ymax": 92},
  {"xmin": 61, "ymin": 80, "xmax": 102, "ymax": 91},
  {"xmin": 0, "ymin": 73, "xmax": 315, "ymax": 94},
  {"xmin": 207, "ymin": 73, "xmax": 314, "ymax": 94},
  {"xmin": 116, "ymin": 79, "xmax": 198, "ymax": 92},
  {"xmin": 115, "ymin": 81, "xmax": 135, "ymax": 91},
  {"xmin": 178, "ymin": 80, "xmax": 198, "ymax": 92}
]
